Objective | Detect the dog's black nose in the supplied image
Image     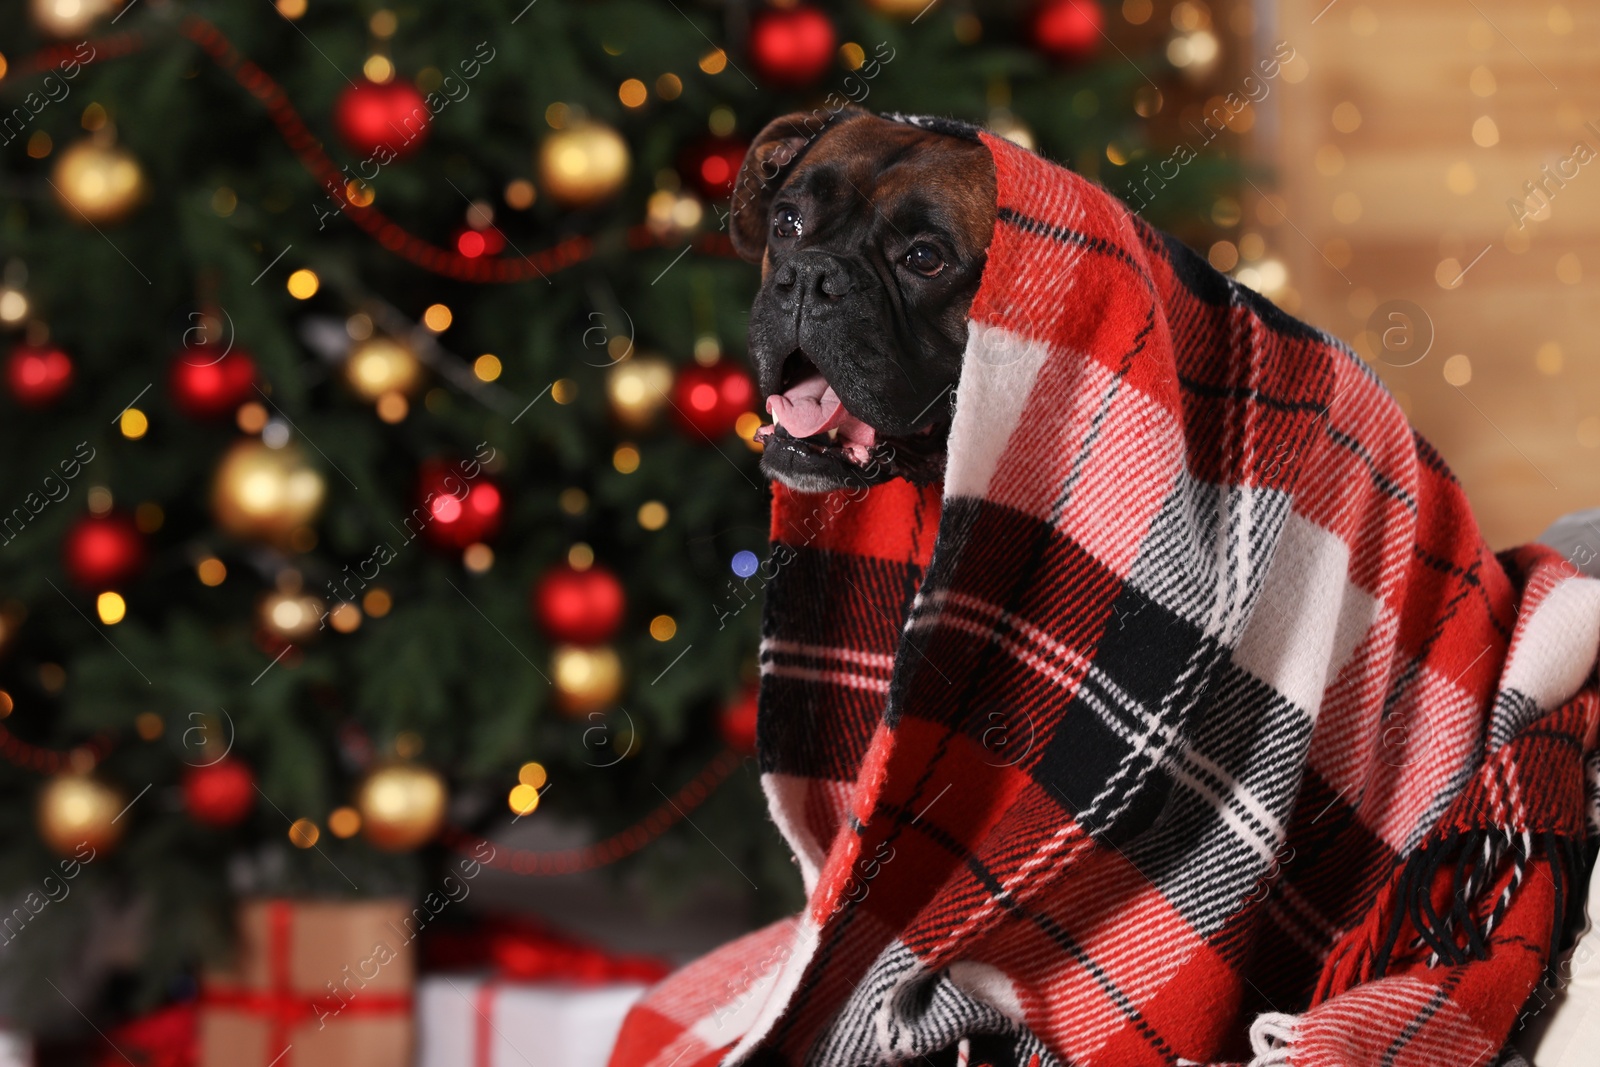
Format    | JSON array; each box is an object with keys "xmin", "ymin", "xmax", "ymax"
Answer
[{"xmin": 775, "ymin": 251, "xmax": 853, "ymax": 302}]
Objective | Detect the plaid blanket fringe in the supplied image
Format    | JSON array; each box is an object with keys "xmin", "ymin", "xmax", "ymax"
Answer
[{"xmin": 609, "ymin": 118, "xmax": 1600, "ymax": 1067}]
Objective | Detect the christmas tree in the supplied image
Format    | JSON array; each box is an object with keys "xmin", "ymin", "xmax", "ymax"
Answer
[{"xmin": 0, "ymin": 0, "xmax": 1241, "ymax": 1031}]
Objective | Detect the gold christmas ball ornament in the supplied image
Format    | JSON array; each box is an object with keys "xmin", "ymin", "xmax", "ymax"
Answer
[
  {"xmin": 51, "ymin": 140, "xmax": 147, "ymax": 225},
  {"xmin": 31, "ymin": 0, "xmax": 119, "ymax": 36},
  {"xmin": 552, "ymin": 643, "xmax": 623, "ymax": 715},
  {"xmin": 605, "ymin": 355, "xmax": 674, "ymax": 429},
  {"xmin": 211, "ymin": 439, "xmax": 327, "ymax": 545},
  {"xmin": 37, "ymin": 774, "xmax": 124, "ymax": 855},
  {"xmin": 356, "ymin": 762, "xmax": 447, "ymax": 851},
  {"xmin": 344, "ymin": 337, "xmax": 424, "ymax": 402},
  {"xmin": 537, "ymin": 121, "xmax": 631, "ymax": 207}
]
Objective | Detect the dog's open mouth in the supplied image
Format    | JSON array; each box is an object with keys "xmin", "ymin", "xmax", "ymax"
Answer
[{"xmin": 755, "ymin": 351, "xmax": 879, "ymax": 466}]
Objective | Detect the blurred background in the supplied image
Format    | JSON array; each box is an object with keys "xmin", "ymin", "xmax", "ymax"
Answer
[{"xmin": 0, "ymin": 0, "xmax": 1592, "ymax": 1063}]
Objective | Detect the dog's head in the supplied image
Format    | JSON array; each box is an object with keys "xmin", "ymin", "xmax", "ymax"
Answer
[{"xmin": 731, "ymin": 109, "xmax": 997, "ymax": 492}]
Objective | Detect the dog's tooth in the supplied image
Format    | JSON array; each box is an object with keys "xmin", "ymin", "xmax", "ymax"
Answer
[{"xmin": 827, "ymin": 428, "xmax": 839, "ymax": 442}]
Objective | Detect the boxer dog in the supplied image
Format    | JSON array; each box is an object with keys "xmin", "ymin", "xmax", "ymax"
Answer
[{"xmin": 733, "ymin": 108, "xmax": 996, "ymax": 492}]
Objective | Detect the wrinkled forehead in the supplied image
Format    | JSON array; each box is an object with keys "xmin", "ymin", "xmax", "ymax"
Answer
[{"xmin": 779, "ymin": 117, "xmax": 995, "ymax": 244}]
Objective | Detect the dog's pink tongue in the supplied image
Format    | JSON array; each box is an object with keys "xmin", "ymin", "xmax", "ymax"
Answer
[{"xmin": 766, "ymin": 374, "xmax": 845, "ymax": 439}]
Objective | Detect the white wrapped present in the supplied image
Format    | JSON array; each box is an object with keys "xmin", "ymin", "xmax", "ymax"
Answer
[{"xmin": 415, "ymin": 975, "xmax": 647, "ymax": 1067}]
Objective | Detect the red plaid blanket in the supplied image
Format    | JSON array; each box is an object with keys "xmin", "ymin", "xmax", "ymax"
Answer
[{"xmin": 610, "ymin": 122, "xmax": 1600, "ymax": 1067}]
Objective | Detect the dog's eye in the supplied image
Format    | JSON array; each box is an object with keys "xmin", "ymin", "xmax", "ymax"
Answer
[
  {"xmin": 773, "ymin": 208, "xmax": 802, "ymax": 239},
  {"xmin": 903, "ymin": 243, "xmax": 945, "ymax": 277}
]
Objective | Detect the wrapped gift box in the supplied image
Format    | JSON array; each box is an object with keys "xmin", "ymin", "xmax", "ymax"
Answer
[
  {"xmin": 198, "ymin": 899, "xmax": 414, "ymax": 1067},
  {"xmin": 99, "ymin": 1004, "xmax": 193, "ymax": 1067},
  {"xmin": 415, "ymin": 976, "xmax": 647, "ymax": 1067}
]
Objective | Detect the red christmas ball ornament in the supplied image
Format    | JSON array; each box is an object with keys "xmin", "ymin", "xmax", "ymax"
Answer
[
  {"xmin": 680, "ymin": 137, "xmax": 750, "ymax": 200},
  {"xmin": 533, "ymin": 564, "xmax": 626, "ymax": 645},
  {"xmin": 333, "ymin": 78, "xmax": 431, "ymax": 160},
  {"xmin": 719, "ymin": 688, "xmax": 759, "ymax": 755},
  {"xmin": 7, "ymin": 344, "xmax": 74, "ymax": 408},
  {"xmin": 1031, "ymin": 0, "xmax": 1104, "ymax": 62},
  {"xmin": 169, "ymin": 346, "xmax": 257, "ymax": 419},
  {"xmin": 183, "ymin": 759, "xmax": 256, "ymax": 828},
  {"xmin": 63, "ymin": 512, "xmax": 145, "ymax": 590},
  {"xmin": 748, "ymin": 5, "xmax": 837, "ymax": 88},
  {"xmin": 673, "ymin": 361, "xmax": 757, "ymax": 438},
  {"xmin": 417, "ymin": 459, "xmax": 503, "ymax": 550},
  {"xmin": 453, "ymin": 225, "xmax": 506, "ymax": 259}
]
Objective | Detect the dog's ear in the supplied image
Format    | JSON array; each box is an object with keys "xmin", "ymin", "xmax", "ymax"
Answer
[
  {"xmin": 728, "ymin": 110, "xmax": 862, "ymax": 263},
  {"xmin": 728, "ymin": 113, "xmax": 815, "ymax": 263}
]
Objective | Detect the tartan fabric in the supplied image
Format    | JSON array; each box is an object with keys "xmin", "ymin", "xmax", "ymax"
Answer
[{"xmin": 609, "ymin": 125, "xmax": 1600, "ymax": 1067}]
